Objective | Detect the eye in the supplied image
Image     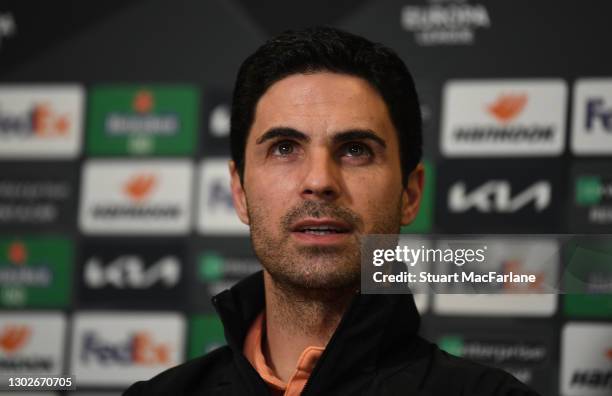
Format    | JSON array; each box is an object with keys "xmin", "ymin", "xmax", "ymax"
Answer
[
  {"xmin": 341, "ymin": 142, "xmax": 372, "ymax": 157},
  {"xmin": 271, "ymin": 140, "xmax": 296, "ymax": 156}
]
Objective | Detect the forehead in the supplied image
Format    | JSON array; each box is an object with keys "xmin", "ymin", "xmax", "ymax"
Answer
[{"xmin": 249, "ymin": 72, "xmax": 397, "ymax": 142}]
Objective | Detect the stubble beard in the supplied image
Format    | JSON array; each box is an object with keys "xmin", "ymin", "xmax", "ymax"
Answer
[{"xmin": 247, "ymin": 198, "xmax": 403, "ymax": 293}]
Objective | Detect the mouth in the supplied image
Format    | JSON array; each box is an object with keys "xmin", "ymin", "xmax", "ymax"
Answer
[{"xmin": 290, "ymin": 218, "xmax": 353, "ymax": 245}]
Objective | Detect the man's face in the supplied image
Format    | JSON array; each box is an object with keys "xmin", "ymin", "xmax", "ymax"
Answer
[{"xmin": 230, "ymin": 72, "xmax": 422, "ymax": 290}]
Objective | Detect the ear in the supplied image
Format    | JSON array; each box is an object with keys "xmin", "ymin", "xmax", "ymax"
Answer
[
  {"xmin": 400, "ymin": 163, "xmax": 425, "ymax": 226},
  {"xmin": 229, "ymin": 160, "xmax": 250, "ymax": 226}
]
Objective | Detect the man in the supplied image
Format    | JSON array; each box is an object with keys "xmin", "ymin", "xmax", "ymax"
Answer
[{"xmin": 124, "ymin": 27, "xmax": 538, "ymax": 395}]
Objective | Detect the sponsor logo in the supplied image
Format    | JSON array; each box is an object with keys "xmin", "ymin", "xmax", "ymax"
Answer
[
  {"xmin": 576, "ymin": 176, "xmax": 612, "ymax": 225},
  {"xmin": 0, "ymin": 165, "xmax": 76, "ymax": 228},
  {"xmin": 501, "ymin": 260, "xmax": 545, "ymax": 292},
  {"xmin": 571, "ymin": 79, "xmax": 612, "ymax": 154},
  {"xmin": 209, "ymin": 103, "xmax": 230, "ymax": 138},
  {"xmin": 0, "ymin": 241, "xmax": 51, "ymax": 287},
  {"xmin": 71, "ymin": 312, "xmax": 184, "ymax": 386},
  {"xmin": 0, "ymin": 237, "xmax": 72, "ymax": 308},
  {"xmin": 0, "ymin": 86, "xmax": 83, "ymax": 158},
  {"xmin": 105, "ymin": 90, "xmax": 179, "ymax": 136},
  {"xmin": 0, "ymin": 103, "xmax": 70, "ymax": 136},
  {"xmin": 0, "ymin": 181, "xmax": 68, "ymax": 224},
  {"xmin": 81, "ymin": 331, "xmax": 171, "ymax": 365},
  {"xmin": 188, "ymin": 315, "xmax": 225, "ymax": 359},
  {"xmin": 201, "ymin": 91, "xmax": 232, "ymax": 156},
  {"xmin": 439, "ymin": 336, "xmax": 548, "ymax": 385},
  {"xmin": 564, "ymin": 239, "xmax": 612, "ymax": 318},
  {"xmin": 401, "ymin": 0, "xmax": 491, "ymax": 46},
  {"xmin": 570, "ymin": 164, "xmax": 612, "ymax": 231},
  {"xmin": 437, "ymin": 161, "xmax": 561, "ymax": 232},
  {"xmin": 198, "ymin": 251, "xmax": 259, "ymax": 296},
  {"xmin": 78, "ymin": 240, "xmax": 187, "ymax": 307},
  {"xmin": 487, "ymin": 94, "xmax": 527, "ymax": 122},
  {"xmin": 576, "ymin": 177, "xmax": 612, "ymax": 207},
  {"xmin": 449, "ymin": 180, "xmax": 551, "ymax": 213},
  {"xmin": 561, "ymin": 323, "xmax": 612, "ymax": 395},
  {"xmin": 87, "ymin": 86, "xmax": 198, "ymax": 155},
  {"xmin": 85, "ymin": 255, "xmax": 180, "ymax": 289},
  {"xmin": 197, "ymin": 159, "xmax": 249, "ymax": 235},
  {"xmin": 0, "ymin": 313, "xmax": 66, "ymax": 375},
  {"xmin": 434, "ymin": 238, "xmax": 558, "ymax": 316},
  {"xmin": 79, "ymin": 161, "xmax": 193, "ymax": 235},
  {"xmin": 124, "ymin": 174, "xmax": 156, "ymax": 202},
  {"xmin": 441, "ymin": 80, "xmax": 567, "ymax": 156},
  {"xmin": 0, "ymin": 325, "xmax": 30, "ymax": 354}
]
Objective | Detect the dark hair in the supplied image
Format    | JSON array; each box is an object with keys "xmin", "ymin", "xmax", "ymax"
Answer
[{"xmin": 230, "ymin": 26, "xmax": 422, "ymax": 186}]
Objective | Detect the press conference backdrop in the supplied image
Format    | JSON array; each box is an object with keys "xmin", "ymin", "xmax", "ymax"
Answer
[{"xmin": 0, "ymin": 0, "xmax": 610, "ymax": 395}]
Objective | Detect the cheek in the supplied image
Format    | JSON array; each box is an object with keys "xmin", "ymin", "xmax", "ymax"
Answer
[
  {"xmin": 346, "ymin": 171, "xmax": 402, "ymax": 221},
  {"xmin": 245, "ymin": 169, "xmax": 299, "ymax": 217}
]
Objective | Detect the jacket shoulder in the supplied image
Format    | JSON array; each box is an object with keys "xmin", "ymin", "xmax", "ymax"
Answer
[{"xmin": 122, "ymin": 346, "xmax": 234, "ymax": 396}]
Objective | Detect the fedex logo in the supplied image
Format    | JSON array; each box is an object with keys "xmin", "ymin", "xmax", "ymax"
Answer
[
  {"xmin": 572, "ymin": 79, "xmax": 612, "ymax": 155},
  {"xmin": 80, "ymin": 331, "xmax": 170, "ymax": 365},
  {"xmin": 0, "ymin": 86, "xmax": 83, "ymax": 158},
  {"xmin": 71, "ymin": 312, "xmax": 184, "ymax": 386},
  {"xmin": 585, "ymin": 98, "xmax": 612, "ymax": 132}
]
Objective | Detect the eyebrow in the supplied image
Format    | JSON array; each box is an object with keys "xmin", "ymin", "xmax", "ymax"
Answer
[
  {"xmin": 255, "ymin": 128, "xmax": 310, "ymax": 145},
  {"xmin": 255, "ymin": 127, "xmax": 386, "ymax": 148},
  {"xmin": 332, "ymin": 129, "xmax": 387, "ymax": 148}
]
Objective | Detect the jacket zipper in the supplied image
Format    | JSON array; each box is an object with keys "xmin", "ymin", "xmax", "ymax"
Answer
[{"xmin": 300, "ymin": 295, "xmax": 360, "ymax": 396}]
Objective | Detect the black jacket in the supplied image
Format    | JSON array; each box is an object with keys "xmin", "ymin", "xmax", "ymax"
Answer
[{"xmin": 124, "ymin": 271, "xmax": 540, "ymax": 395}]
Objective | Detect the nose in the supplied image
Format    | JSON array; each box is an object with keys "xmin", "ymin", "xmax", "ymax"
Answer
[{"xmin": 299, "ymin": 148, "xmax": 341, "ymax": 201}]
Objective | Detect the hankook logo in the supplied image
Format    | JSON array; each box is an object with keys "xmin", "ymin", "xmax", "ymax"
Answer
[
  {"xmin": 0, "ymin": 313, "xmax": 65, "ymax": 375},
  {"xmin": 441, "ymin": 80, "xmax": 567, "ymax": 157},
  {"xmin": 124, "ymin": 174, "xmax": 156, "ymax": 202},
  {"xmin": 487, "ymin": 94, "xmax": 527, "ymax": 123},
  {"xmin": 79, "ymin": 160, "xmax": 193, "ymax": 235},
  {"xmin": 0, "ymin": 325, "xmax": 30, "ymax": 354}
]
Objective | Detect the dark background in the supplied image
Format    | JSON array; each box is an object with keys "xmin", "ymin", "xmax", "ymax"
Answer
[{"xmin": 0, "ymin": 1, "xmax": 611, "ymax": 395}]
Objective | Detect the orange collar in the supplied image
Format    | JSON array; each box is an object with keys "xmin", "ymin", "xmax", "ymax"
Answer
[{"xmin": 243, "ymin": 312, "xmax": 324, "ymax": 396}]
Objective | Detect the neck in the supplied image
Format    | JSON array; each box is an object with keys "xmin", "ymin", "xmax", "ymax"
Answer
[{"xmin": 262, "ymin": 270, "xmax": 357, "ymax": 382}]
